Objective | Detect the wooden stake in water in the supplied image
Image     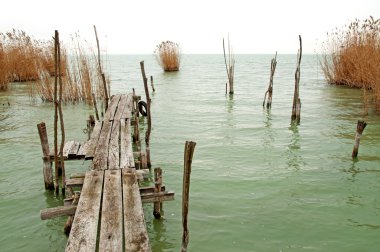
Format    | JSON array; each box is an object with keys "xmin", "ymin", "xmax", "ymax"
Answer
[
  {"xmin": 140, "ymin": 61, "xmax": 152, "ymax": 168},
  {"xmin": 223, "ymin": 34, "xmax": 235, "ymax": 95},
  {"xmin": 150, "ymin": 76, "xmax": 156, "ymax": 92},
  {"xmin": 153, "ymin": 167, "xmax": 162, "ymax": 219},
  {"xmin": 291, "ymin": 35, "xmax": 302, "ymax": 124},
  {"xmin": 92, "ymin": 93, "xmax": 99, "ymax": 121},
  {"xmin": 263, "ymin": 52, "xmax": 277, "ymax": 108},
  {"xmin": 53, "ymin": 30, "xmax": 59, "ymax": 194},
  {"xmin": 352, "ymin": 120, "xmax": 367, "ymax": 158},
  {"xmin": 181, "ymin": 141, "xmax": 196, "ymax": 252},
  {"xmin": 37, "ymin": 122, "xmax": 54, "ymax": 190}
]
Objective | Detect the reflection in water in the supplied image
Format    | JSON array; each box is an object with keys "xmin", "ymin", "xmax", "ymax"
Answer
[
  {"xmin": 261, "ymin": 110, "xmax": 275, "ymax": 148},
  {"xmin": 286, "ymin": 123, "xmax": 305, "ymax": 170},
  {"xmin": 151, "ymin": 218, "xmax": 175, "ymax": 252},
  {"xmin": 226, "ymin": 95, "xmax": 234, "ymax": 114}
]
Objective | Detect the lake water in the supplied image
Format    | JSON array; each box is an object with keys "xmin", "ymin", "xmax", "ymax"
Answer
[{"xmin": 0, "ymin": 54, "xmax": 379, "ymax": 252}]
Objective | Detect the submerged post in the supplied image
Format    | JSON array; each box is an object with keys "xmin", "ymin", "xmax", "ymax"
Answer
[
  {"xmin": 181, "ymin": 141, "xmax": 196, "ymax": 252},
  {"xmin": 352, "ymin": 120, "xmax": 367, "ymax": 158},
  {"xmin": 150, "ymin": 76, "xmax": 155, "ymax": 92},
  {"xmin": 37, "ymin": 122, "xmax": 54, "ymax": 190},
  {"xmin": 263, "ymin": 52, "xmax": 277, "ymax": 108},
  {"xmin": 291, "ymin": 35, "xmax": 302, "ymax": 124},
  {"xmin": 153, "ymin": 167, "xmax": 162, "ymax": 219}
]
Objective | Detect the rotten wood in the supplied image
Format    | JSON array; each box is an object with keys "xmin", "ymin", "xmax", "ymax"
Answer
[
  {"xmin": 263, "ymin": 52, "xmax": 277, "ymax": 108},
  {"xmin": 37, "ymin": 122, "xmax": 54, "ymax": 190},
  {"xmin": 153, "ymin": 167, "xmax": 162, "ymax": 219},
  {"xmin": 352, "ymin": 120, "xmax": 367, "ymax": 158},
  {"xmin": 40, "ymin": 205, "xmax": 77, "ymax": 220},
  {"xmin": 291, "ymin": 35, "xmax": 302, "ymax": 124}
]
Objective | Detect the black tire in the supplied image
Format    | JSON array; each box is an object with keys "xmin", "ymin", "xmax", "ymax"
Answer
[{"xmin": 138, "ymin": 100, "xmax": 148, "ymax": 116}]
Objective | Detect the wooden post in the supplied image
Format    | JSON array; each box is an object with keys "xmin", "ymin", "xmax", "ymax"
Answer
[
  {"xmin": 291, "ymin": 35, "xmax": 302, "ymax": 124},
  {"xmin": 263, "ymin": 52, "xmax": 277, "ymax": 108},
  {"xmin": 57, "ymin": 33, "xmax": 66, "ymax": 195},
  {"xmin": 223, "ymin": 35, "xmax": 235, "ymax": 95},
  {"xmin": 181, "ymin": 141, "xmax": 196, "ymax": 252},
  {"xmin": 150, "ymin": 75, "xmax": 155, "ymax": 92},
  {"xmin": 64, "ymin": 215, "xmax": 74, "ymax": 235},
  {"xmin": 153, "ymin": 167, "xmax": 162, "ymax": 219},
  {"xmin": 94, "ymin": 25, "xmax": 109, "ymax": 112},
  {"xmin": 37, "ymin": 122, "xmax": 54, "ymax": 190},
  {"xmin": 92, "ymin": 92, "xmax": 99, "ymax": 121},
  {"xmin": 140, "ymin": 61, "xmax": 152, "ymax": 168},
  {"xmin": 102, "ymin": 73, "xmax": 109, "ymax": 112},
  {"xmin": 352, "ymin": 120, "xmax": 367, "ymax": 158},
  {"xmin": 53, "ymin": 30, "xmax": 59, "ymax": 194}
]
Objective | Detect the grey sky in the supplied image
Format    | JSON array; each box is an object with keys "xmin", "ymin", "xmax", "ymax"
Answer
[{"xmin": 1, "ymin": 0, "xmax": 379, "ymax": 54}]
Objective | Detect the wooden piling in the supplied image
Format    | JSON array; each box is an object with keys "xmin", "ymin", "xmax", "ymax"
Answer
[
  {"xmin": 92, "ymin": 93, "xmax": 99, "ymax": 120},
  {"xmin": 352, "ymin": 120, "xmax": 367, "ymax": 158},
  {"xmin": 140, "ymin": 61, "xmax": 152, "ymax": 168},
  {"xmin": 223, "ymin": 35, "xmax": 235, "ymax": 95},
  {"xmin": 181, "ymin": 141, "xmax": 196, "ymax": 252},
  {"xmin": 153, "ymin": 167, "xmax": 162, "ymax": 219},
  {"xmin": 150, "ymin": 76, "xmax": 155, "ymax": 92},
  {"xmin": 291, "ymin": 35, "xmax": 302, "ymax": 124},
  {"xmin": 37, "ymin": 122, "xmax": 54, "ymax": 190},
  {"xmin": 57, "ymin": 32, "xmax": 66, "ymax": 195},
  {"xmin": 53, "ymin": 30, "xmax": 59, "ymax": 194},
  {"xmin": 263, "ymin": 52, "xmax": 277, "ymax": 108}
]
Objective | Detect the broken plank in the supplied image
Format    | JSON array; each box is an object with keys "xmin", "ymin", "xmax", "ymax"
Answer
[
  {"xmin": 99, "ymin": 170, "xmax": 123, "ymax": 252},
  {"xmin": 122, "ymin": 170, "xmax": 151, "ymax": 252},
  {"xmin": 76, "ymin": 142, "xmax": 86, "ymax": 157},
  {"xmin": 108, "ymin": 120, "xmax": 120, "ymax": 170},
  {"xmin": 65, "ymin": 170, "xmax": 104, "ymax": 252},
  {"xmin": 85, "ymin": 120, "xmax": 103, "ymax": 160},
  {"xmin": 139, "ymin": 185, "xmax": 166, "ymax": 194},
  {"xmin": 63, "ymin": 141, "xmax": 75, "ymax": 159},
  {"xmin": 68, "ymin": 141, "xmax": 80, "ymax": 158},
  {"xmin": 40, "ymin": 205, "xmax": 77, "ymax": 220}
]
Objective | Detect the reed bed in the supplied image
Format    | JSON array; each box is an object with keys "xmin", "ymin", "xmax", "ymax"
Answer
[
  {"xmin": 155, "ymin": 41, "xmax": 181, "ymax": 71},
  {"xmin": 320, "ymin": 17, "xmax": 380, "ymax": 113},
  {"xmin": 0, "ymin": 30, "xmax": 57, "ymax": 90},
  {"xmin": 35, "ymin": 34, "xmax": 105, "ymax": 104}
]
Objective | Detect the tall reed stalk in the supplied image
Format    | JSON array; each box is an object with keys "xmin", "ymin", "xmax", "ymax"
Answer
[
  {"xmin": 320, "ymin": 16, "xmax": 380, "ymax": 113},
  {"xmin": 155, "ymin": 41, "xmax": 181, "ymax": 71}
]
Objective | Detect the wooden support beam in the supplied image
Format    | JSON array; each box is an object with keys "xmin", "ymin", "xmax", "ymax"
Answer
[
  {"xmin": 40, "ymin": 205, "xmax": 77, "ymax": 220},
  {"xmin": 141, "ymin": 191, "xmax": 175, "ymax": 204},
  {"xmin": 37, "ymin": 122, "xmax": 54, "ymax": 190},
  {"xmin": 153, "ymin": 167, "xmax": 162, "ymax": 218}
]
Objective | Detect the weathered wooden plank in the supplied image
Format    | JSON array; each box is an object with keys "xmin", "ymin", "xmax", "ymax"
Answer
[
  {"xmin": 108, "ymin": 120, "xmax": 120, "ymax": 169},
  {"xmin": 92, "ymin": 120, "xmax": 112, "ymax": 170},
  {"xmin": 85, "ymin": 120, "xmax": 103, "ymax": 160},
  {"xmin": 76, "ymin": 142, "xmax": 86, "ymax": 157},
  {"xmin": 121, "ymin": 93, "xmax": 133, "ymax": 120},
  {"xmin": 113, "ymin": 94, "xmax": 128, "ymax": 121},
  {"xmin": 63, "ymin": 141, "xmax": 75, "ymax": 159},
  {"xmin": 70, "ymin": 173, "xmax": 85, "ymax": 179},
  {"xmin": 65, "ymin": 170, "xmax": 104, "ymax": 252},
  {"xmin": 68, "ymin": 141, "xmax": 80, "ymax": 158},
  {"xmin": 104, "ymin": 94, "xmax": 121, "ymax": 121},
  {"xmin": 139, "ymin": 185, "xmax": 166, "ymax": 194},
  {"xmin": 40, "ymin": 205, "xmax": 77, "ymax": 220},
  {"xmin": 120, "ymin": 119, "xmax": 134, "ymax": 168},
  {"xmin": 66, "ymin": 177, "xmax": 84, "ymax": 187},
  {"xmin": 99, "ymin": 170, "xmax": 123, "ymax": 252},
  {"xmin": 140, "ymin": 191, "xmax": 175, "ymax": 204},
  {"xmin": 122, "ymin": 170, "xmax": 151, "ymax": 252}
]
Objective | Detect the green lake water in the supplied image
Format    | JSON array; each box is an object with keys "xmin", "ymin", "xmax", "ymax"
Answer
[{"xmin": 0, "ymin": 54, "xmax": 379, "ymax": 251}]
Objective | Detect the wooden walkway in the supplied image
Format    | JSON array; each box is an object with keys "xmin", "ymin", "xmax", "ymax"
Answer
[{"xmin": 65, "ymin": 93, "xmax": 150, "ymax": 251}]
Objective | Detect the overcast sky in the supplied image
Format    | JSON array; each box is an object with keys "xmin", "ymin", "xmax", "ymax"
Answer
[{"xmin": 1, "ymin": 0, "xmax": 379, "ymax": 54}]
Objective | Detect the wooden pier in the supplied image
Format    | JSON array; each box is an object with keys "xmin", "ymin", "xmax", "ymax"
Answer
[{"xmin": 39, "ymin": 93, "xmax": 174, "ymax": 251}]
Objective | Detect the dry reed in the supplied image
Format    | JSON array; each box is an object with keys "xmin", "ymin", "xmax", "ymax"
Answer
[
  {"xmin": 320, "ymin": 16, "xmax": 380, "ymax": 113},
  {"xmin": 155, "ymin": 41, "xmax": 181, "ymax": 71}
]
